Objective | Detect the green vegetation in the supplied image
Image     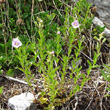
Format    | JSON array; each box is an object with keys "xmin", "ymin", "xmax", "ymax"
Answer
[{"xmin": 0, "ymin": 0, "xmax": 110, "ymax": 109}]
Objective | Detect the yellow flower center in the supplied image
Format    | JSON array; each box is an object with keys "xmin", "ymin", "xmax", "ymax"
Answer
[
  {"xmin": 15, "ymin": 42, "xmax": 18, "ymax": 45},
  {"xmin": 74, "ymin": 23, "xmax": 77, "ymax": 26}
]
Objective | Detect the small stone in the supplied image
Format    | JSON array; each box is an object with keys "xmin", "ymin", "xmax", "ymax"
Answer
[
  {"xmin": 103, "ymin": 28, "xmax": 110, "ymax": 38},
  {"xmin": 8, "ymin": 92, "xmax": 36, "ymax": 110},
  {"xmin": 92, "ymin": 17, "xmax": 105, "ymax": 27}
]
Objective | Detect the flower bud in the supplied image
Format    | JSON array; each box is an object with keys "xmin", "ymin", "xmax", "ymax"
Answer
[
  {"xmin": 0, "ymin": 0, "xmax": 6, "ymax": 4},
  {"xmin": 16, "ymin": 18, "xmax": 24, "ymax": 26}
]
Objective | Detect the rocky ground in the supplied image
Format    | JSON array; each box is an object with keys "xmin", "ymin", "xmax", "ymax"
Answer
[
  {"xmin": 0, "ymin": 69, "xmax": 110, "ymax": 110},
  {"xmin": 87, "ymin": 0, "xmax": 110, "ymax": 28}
]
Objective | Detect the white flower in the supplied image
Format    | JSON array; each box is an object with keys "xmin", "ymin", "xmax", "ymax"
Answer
[
  {"xmin": 57, "ymin": 31, "xmax": 60, "ymax": 35},
  {"xmin": 12, "ymin": 38, "xmax": 22, "ymax": 48},
  {"xmin": 71, "ymin": 20, "xmax": 80, "ymax": 28}
]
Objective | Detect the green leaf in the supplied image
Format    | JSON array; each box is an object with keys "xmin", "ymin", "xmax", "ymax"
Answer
[
  {"xmin": 0, "ymin": 24, "xmax": 3, "ymax": 28},
  {"xmin": 0, "ymin": 86, "xmax": 3, "ymax": 94},
  {"xmin": 6, "ymin": 69, "xmax": 14, "ymax": 77},
  {"xmin": 47, "ymin": 13, "xmax": 55, "ymax": 20},
  {"xmin": 38, "ymin": 0, "xmax": 43, "ymax": 1}
]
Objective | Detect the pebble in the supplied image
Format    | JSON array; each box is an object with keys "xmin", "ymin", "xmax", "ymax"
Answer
[{"xmin": 8, "ymin": 92, "xmax": 36, "ymax": 110}]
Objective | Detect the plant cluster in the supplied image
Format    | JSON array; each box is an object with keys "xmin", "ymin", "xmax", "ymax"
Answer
[{"xmin": 0, "ymin": 0, "xmax": 110, "ymax": 109}]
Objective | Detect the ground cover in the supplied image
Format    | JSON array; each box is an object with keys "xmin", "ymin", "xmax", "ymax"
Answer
[{"xmin": 0, "ymin": 0, "xmax": 110, "ymax": 110}]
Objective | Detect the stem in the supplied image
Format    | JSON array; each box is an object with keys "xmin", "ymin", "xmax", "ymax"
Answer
[
  {"xmin": 31, "ymin": 0, "xmax": 35, "ymax": 41},
  {"xmin": 1, "ymin": 5, "xmax": 7, "ymax": 57}
]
